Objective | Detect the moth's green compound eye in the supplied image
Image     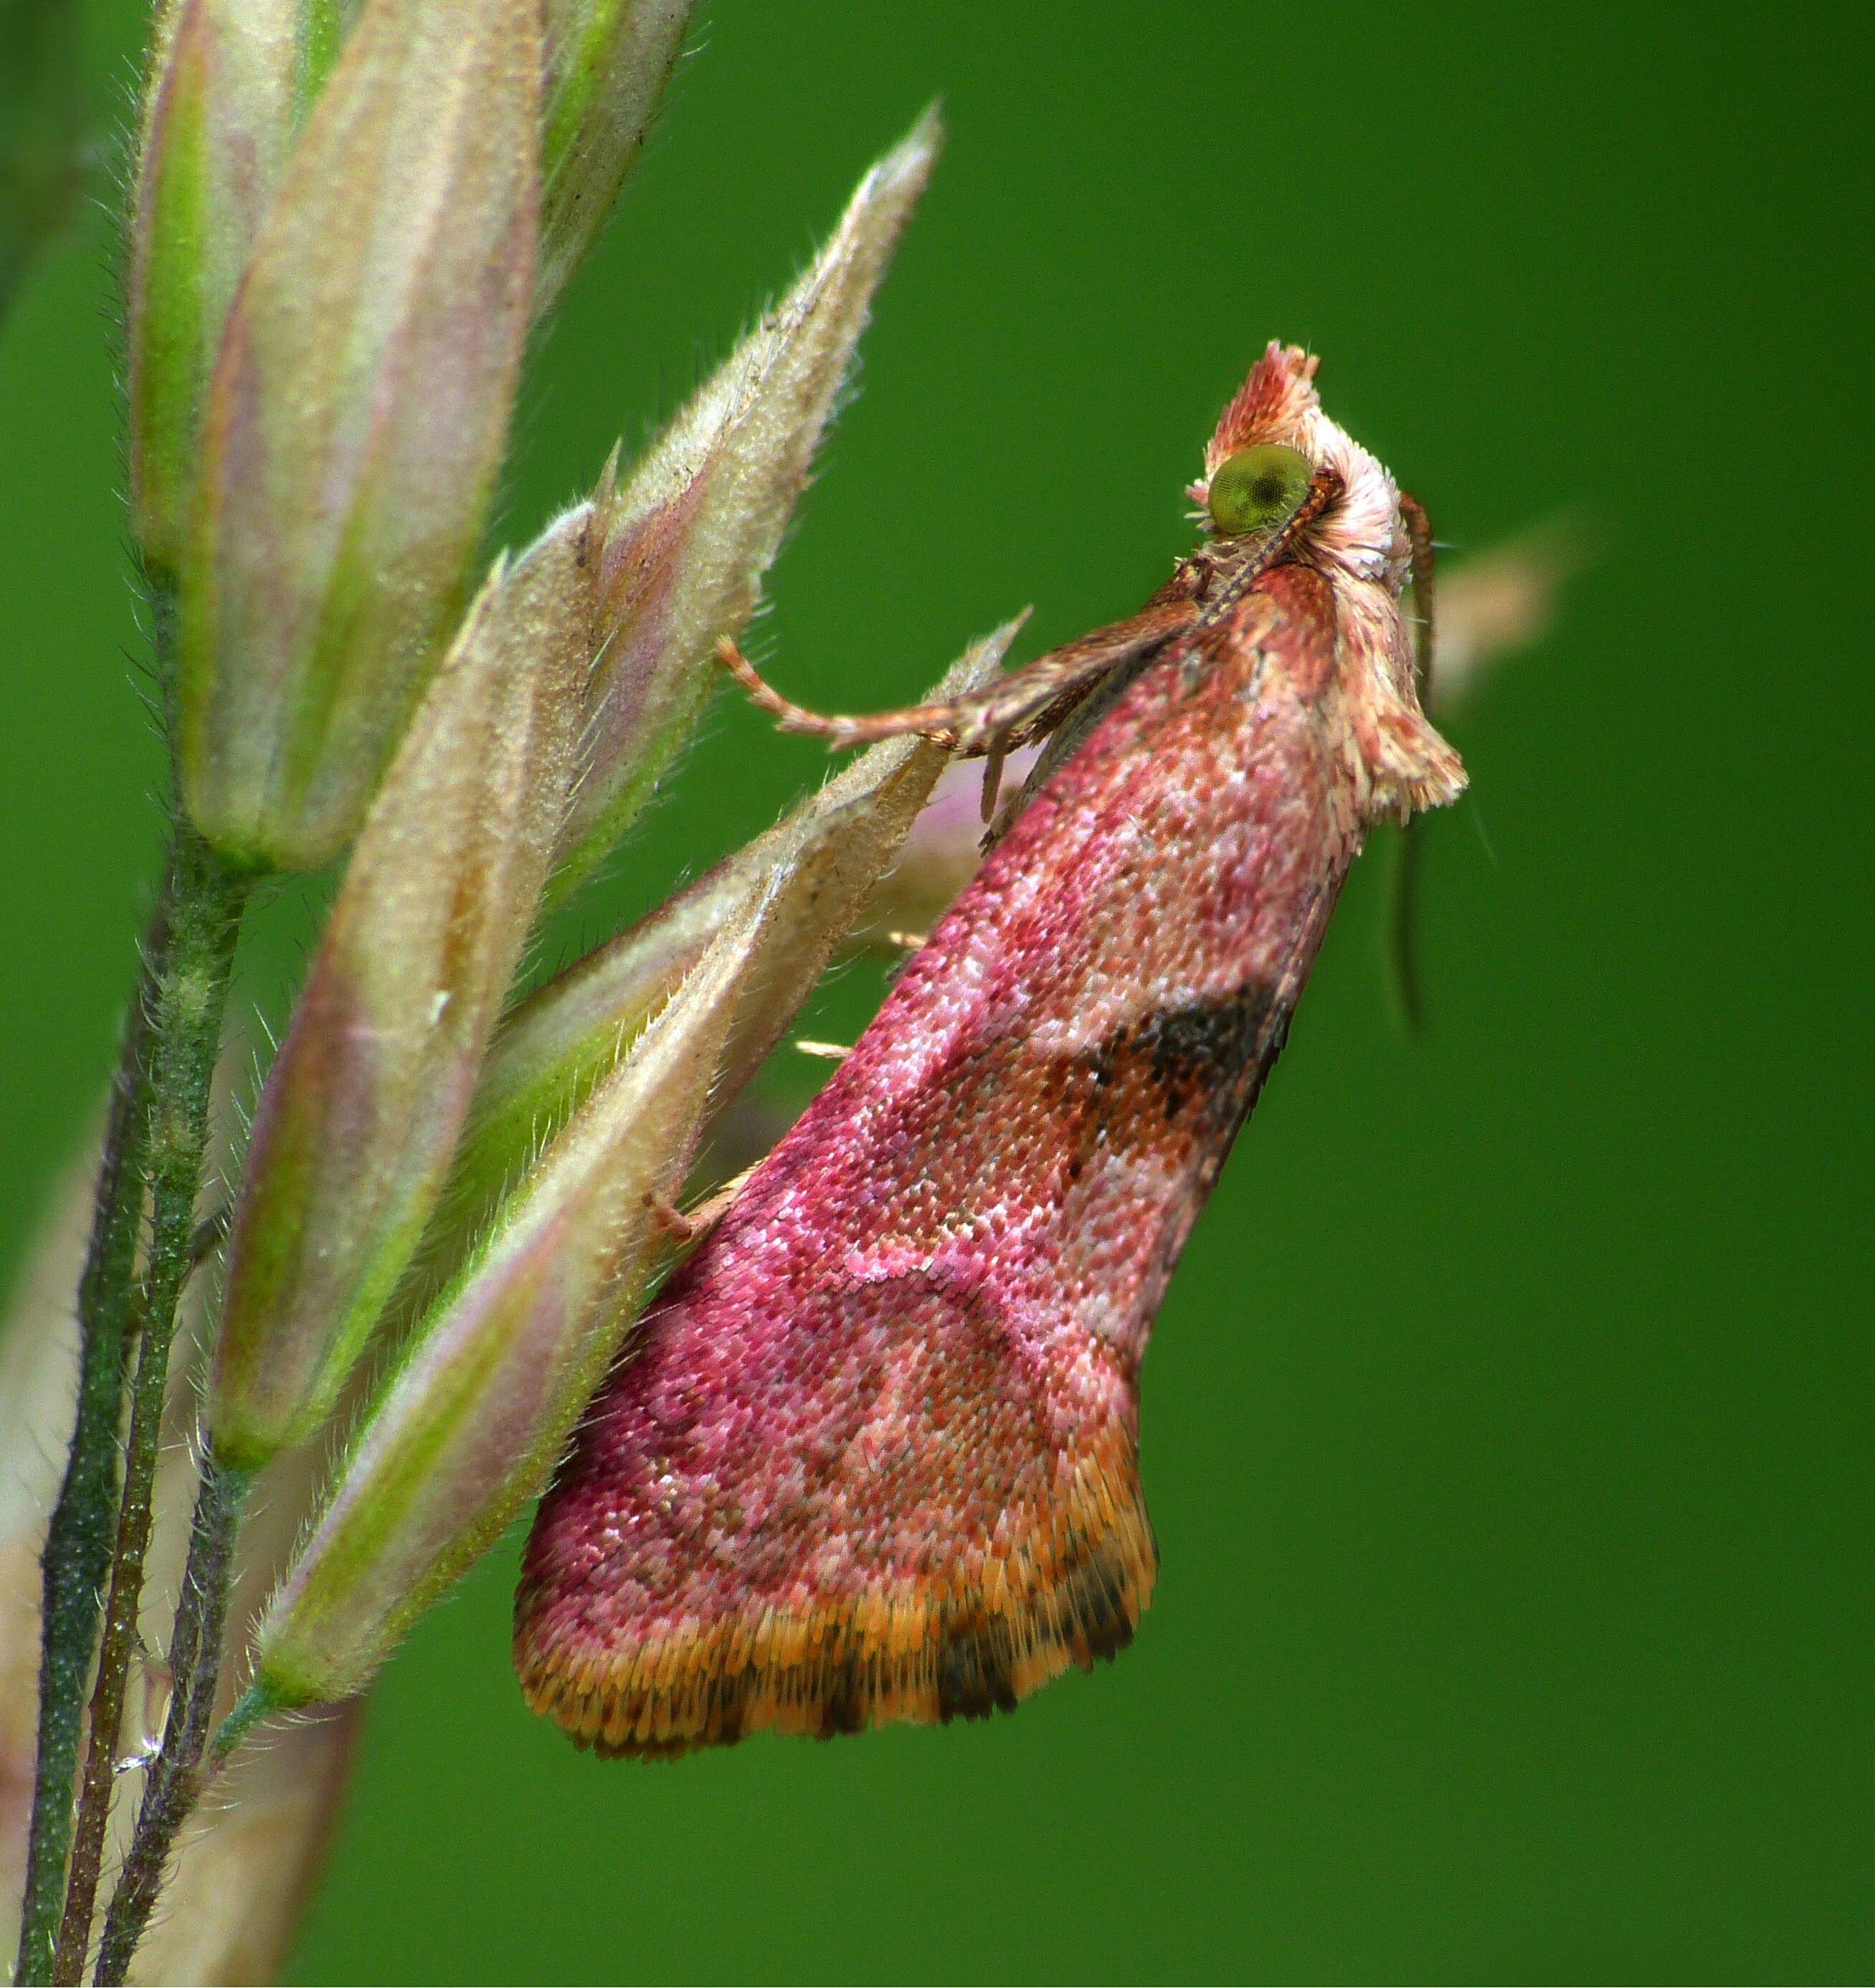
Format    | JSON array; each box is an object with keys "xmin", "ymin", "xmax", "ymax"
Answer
[{"xmin": 1205, "ymin": 442, "xmax": 1314, "ymax": 538}]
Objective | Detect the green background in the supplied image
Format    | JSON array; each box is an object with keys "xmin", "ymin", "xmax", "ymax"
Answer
[{"xmin": 3, "ymin": 3, "xmax": 1869, "ymax": 1982}]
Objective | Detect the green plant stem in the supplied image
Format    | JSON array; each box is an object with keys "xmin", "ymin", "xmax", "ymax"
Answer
[
  {"xmin": 42, "ymin": 823, "xmax": 250, "ymax": 1982},
  {"xmin": 11, "ymin": 902, "xmax": 166, "ymax": 1987},
  {"xmin": 209, "ymin": 1681, "xmax": 278, "ymax": 1766},
  {"xmin": 92, "ymin": 1454, "xmax": 253, "ymax": 1988}
]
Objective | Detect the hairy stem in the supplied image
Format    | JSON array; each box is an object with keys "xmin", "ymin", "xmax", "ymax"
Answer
[
  {"xmin": 44, "ymin": 824, "xmax": 250, "ymax": 1982},
  {"xmin": 11, "ymin": 905, "xmax": 166, "ymax": 1986},
  {"xmin": 92, "ymin": 1455, "xmax": 253, "ymax": 1987}
]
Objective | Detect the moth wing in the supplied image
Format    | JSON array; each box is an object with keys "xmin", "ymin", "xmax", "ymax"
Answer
[
  {"xmin": 518, "ymin": 569, "xmax": 1351, "ymax": 1759},
  {"xmin": 517, "ymin": 1241, "xmax": 1156, "ymax": 1756}
]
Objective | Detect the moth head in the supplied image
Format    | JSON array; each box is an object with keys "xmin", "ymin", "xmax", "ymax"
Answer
[
  {"xmin": 1187, "ymin": 342, "xmax": 1324, "ymax": 538},
  {"xmin": 1194, "ymin": 344, "xmax": 1466, "ymax": 818},
  {"xmin": 1202, "ymin": 442, "xmax": 1312, "ymax": 539},
  {"xmin": 1190, "ymin": 341, "xmax": 1403, "ymax": 597}
]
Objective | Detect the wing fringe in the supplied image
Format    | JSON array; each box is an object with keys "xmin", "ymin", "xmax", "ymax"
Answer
[{"xmin": 515, "ymin": 1439, "xmax": 1157, "ymax": 1759}]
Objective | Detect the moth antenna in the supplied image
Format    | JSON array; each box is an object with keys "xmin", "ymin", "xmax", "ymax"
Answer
[
  {"xmin": 715, "ymin": 638, "xmax": 954, "ymax": 751},
  {"xmin": 720, "ymin": 603, "xmax": 1203, "ymax": 771},
  {"xmin": 714, "ymin": 637, "xmax": 836, "ymax": 734}
]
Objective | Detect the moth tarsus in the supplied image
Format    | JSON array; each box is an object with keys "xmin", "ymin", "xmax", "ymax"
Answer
[{"xmin": 520, "ymin": 342, "xmax": 1467, "ymax": 1758}]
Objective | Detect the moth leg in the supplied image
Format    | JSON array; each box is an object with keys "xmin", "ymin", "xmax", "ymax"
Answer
[
  {"xmin": 715, "ymin": 594, "xmax": 1200, "ymax": 759},
  {"xmin": 1390, "ymin": 489, "xmax": 1440, "ymax": 1032},
  {"xmin": 675, "ymin": 1164, "xmax": 760, "ymax": 1245},
  {"xmin": 978, "ymin": 732, "xmax": 1011, "ymax": 823},
  {"xmin": 645, "ymin": 1167, "xmax": 761, "ymax": 1250},
  {"xmin": 792, "ymin": 1038, "xmax": 852, "ymax": 1062},
  {"xmin": 643, "ymin": 1190, "xmax": 699, "ymax": 1245},
  {"xmin": 1398, "ymin": 489, "xmax": 1437, "ymax": 703}
]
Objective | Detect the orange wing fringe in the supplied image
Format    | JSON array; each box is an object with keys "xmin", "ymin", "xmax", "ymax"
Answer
[{"xmin": 515, "ymin": 1438, "xmax": 1157, "ymax": 1759}]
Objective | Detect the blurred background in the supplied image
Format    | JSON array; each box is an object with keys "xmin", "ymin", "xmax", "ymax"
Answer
[{"xmin": 2, "ymin": 1, "xmax": 1868, "ymax": 1981}]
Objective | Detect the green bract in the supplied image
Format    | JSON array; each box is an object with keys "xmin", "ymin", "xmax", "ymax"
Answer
[
  {"xmin": 174, "ymin": 0, "xmax": 541, "ymax": 872},
  {"xmin": 539, "ymin": 0, "xmax": 695, "ymax": 311}
]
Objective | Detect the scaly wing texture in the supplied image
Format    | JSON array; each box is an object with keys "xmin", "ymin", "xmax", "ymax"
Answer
[{"xmin": 516, "ymin": 566, "xmax": 1361, "ymax": 1755}]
